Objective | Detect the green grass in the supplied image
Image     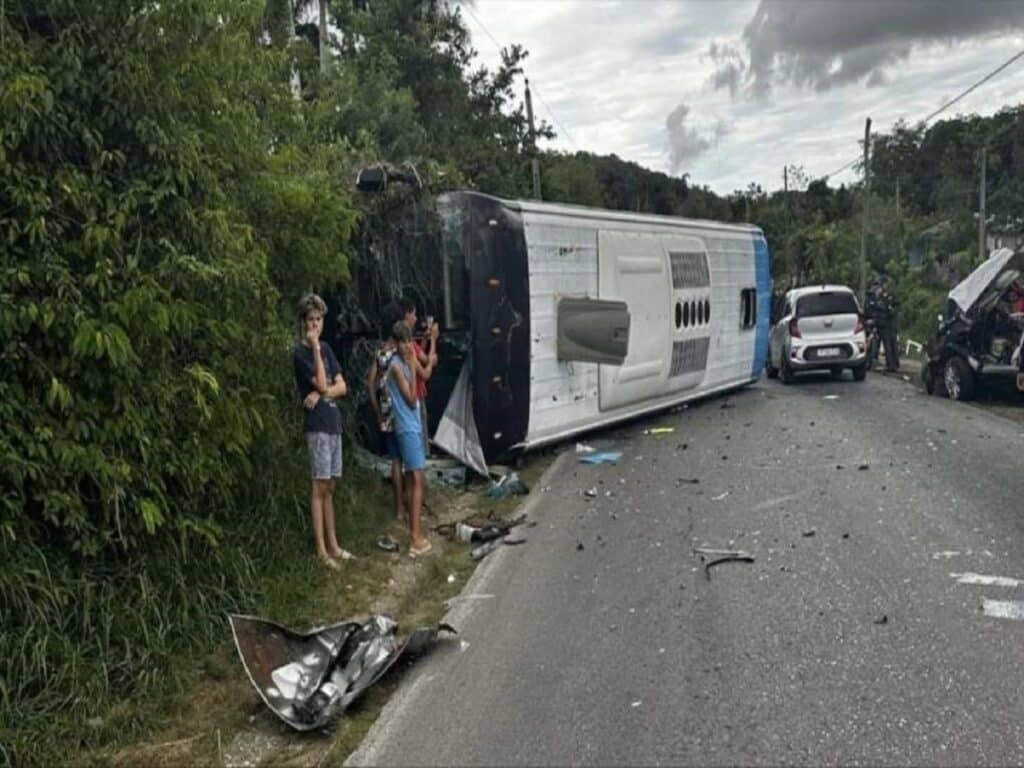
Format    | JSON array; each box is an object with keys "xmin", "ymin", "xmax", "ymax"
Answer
[{"xmin": 1, "ymin": 442, "xmax": 554, "ymax": 768}]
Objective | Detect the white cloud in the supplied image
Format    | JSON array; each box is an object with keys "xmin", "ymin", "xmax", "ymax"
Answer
[{"xmin": 465, "ymin": 1, "xmax": 1024, "ymax": 194}]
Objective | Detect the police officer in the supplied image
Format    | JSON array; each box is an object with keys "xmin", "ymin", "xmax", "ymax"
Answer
[
  {"xmin": 863, "ymin": 278, "xmax": 883, "ymax": 369},
  {"xmin": 876, "ymin": 279, "xmax": 900, "ymax": 372}
]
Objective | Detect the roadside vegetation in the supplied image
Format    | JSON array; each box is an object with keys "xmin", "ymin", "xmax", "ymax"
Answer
[{"xmin": 3, "ymin": 0, "xmax": 1024, "ymax": 764}]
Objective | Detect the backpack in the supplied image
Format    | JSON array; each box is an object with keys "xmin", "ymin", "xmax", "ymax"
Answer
[{"xmin": 376, "ymin": 347, "xmax": 395, "ymax": 433}]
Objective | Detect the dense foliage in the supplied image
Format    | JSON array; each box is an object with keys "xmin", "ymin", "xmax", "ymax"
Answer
[{"xmin": 0, "ymin": 0, "xmax": 539, "ymax": 760}]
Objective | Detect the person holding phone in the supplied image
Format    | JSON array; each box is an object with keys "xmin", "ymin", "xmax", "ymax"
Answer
[{"xmin": 398, "ymin": 298, "xmax": 439, "ymax": 456}]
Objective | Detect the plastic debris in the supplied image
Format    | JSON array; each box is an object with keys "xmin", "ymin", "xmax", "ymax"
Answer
[
  {"xmin": 375, "ymin": 535, "xmax": 399, "ymax": 553},
  {"xmin": 486, "ymin": 472, "xmax": 529, "ymax": 499},
  {"xmin": 823, "ymin": 395, "xmax": 840, "ymax": 400},
  {"xmin": 712, "ymin": 491, "xmax": 730, "ymax": 501},
  {"xmin": 231, "ymin": 614, "xmax": 455, "ymax": 732},
  {"xmin": 575, "ymin": 443, "xmax": 596, "ymax": 454},
  {"xmin": 457, "ymin": 522, "xmax": 507, "ymax": 544},
  {"xmin": 470, "ymin": 536, "xmax": 527, "ymax": 561},
  {"xmin": 584, "ymin": 487, "xmax": 598, "ymax": 498},
  {"xmin": 802, "ymin": 529, "xmax": 816, "ymax": 537},
  {"xmin": 644, "ymin": 427, "xmax": 675, "ymax": 435},
  {"xmin": 693, "ymin": 546, "xmax": 755, "ymax": 579},
  {"xmin": 446, "ymin": 574, "xmax": 456, "ymax": 584},
  {"xmin": 873, "ymin": 615, "xmax": 889, "ymax": 625},
  {"xmin": 579, "ymin": 451, "xmax": 623, "ymax": 465}
]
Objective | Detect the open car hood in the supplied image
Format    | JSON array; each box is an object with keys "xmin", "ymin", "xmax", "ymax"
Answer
[{"xmin": 948, "ymin": 248, "xmax": 1018, "ymax": 314}]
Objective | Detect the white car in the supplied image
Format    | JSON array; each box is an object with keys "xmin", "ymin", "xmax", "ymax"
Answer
[{"xmin": 766, "ymin": 285, "xmax": 868, "ymax": 383}]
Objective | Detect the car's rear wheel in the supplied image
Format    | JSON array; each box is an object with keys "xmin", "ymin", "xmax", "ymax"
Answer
[
  {"xmin": 851, "ymin": 362, "xmax": 867, "ymax": 381},
  {"xmin": 943, "ymin": 356, "xmax": 975, "ymax": 401}
]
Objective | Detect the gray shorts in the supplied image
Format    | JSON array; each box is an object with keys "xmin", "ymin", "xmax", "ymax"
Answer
[{"xmin": 306, "ymin": 432, "xmax": 342, "ymax": 480}]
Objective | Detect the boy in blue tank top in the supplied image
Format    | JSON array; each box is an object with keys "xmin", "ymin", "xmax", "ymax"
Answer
[{"xmin": 386, "ymin": 322, "xmax": 431, "ymax": 555}]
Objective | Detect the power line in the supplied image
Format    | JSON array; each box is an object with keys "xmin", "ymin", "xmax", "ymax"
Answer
[
  {"xmin": 460, "ymin": 3, "xmax": 579, "ymax": 151},
  {"xmin": 823, "ymin": 46, "xmax": 1024, "ymax": 181}
]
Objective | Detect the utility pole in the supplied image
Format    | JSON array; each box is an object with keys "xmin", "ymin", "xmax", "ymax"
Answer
[
  {"xmin": 978, "ymin": 146, "xmax": 987, "ymax": 262},
  {"xmin": 859, "ymin": 117, "xmax": 872, "ymax": 306},
  {"xmin": 896, "ymin": 177, "xmax": 903, "ymax": 259},
  {"xmin": 783, "ymin": 166, "xmax": 790, "ymax": 281},
  {"xmin": 318, "ymin": 0, "xmax": 329, "ymax": 76},
  {"xmin": 525, "ymin": 79, "xmax": 542, "ymax": 200}
]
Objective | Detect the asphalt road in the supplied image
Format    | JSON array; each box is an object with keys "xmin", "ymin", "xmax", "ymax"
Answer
[{"xmin": 348, "ymin": 370, "xmax": 1024, "ymax": 767}]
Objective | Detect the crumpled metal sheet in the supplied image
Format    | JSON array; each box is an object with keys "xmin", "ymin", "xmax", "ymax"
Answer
[{"xmin": 230, "ymin": 614, "xmax": 455, "ymax": 731}]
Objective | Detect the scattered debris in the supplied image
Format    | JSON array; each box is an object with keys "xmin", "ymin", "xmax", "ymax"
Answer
[
  {"xmin": 711, "ymin": 491, "xmax": 730, "ymax": 501},
  {"xmin": 584, "ymin": 487, "xmax": 598, "ymax": 498},
  {"xmin": 644, "ymin": 427, "xmax": 675, "ymax": 435},
  {"xmin": 579, "ymin": 451, "xmax": 623, "ymax": 465},
  {"xmin": 857, "ymin": 464, "xmax": 870, "ymax": 471},
  {"xmin": 575, "ymin": 442, "xmax": 596, "ymax": 454},
  {"xmin": 376, "ymin": 535, "xmax": 399, "ymax": 553},
  {"xmin": 703, "ymin": 553, "xmax": 755, "ymax": 579},
  {"xmin": 446, "ymin": 574, "xmax": 456, "ymax": 584},
  {"xmin": 983, "ymin": 599, "xmax": 1024, "ymax": 620},
  {"xmin": 873, "ymin": 615, "xmax": 889, "ymax": 625},
  {"xmin": 823, "ymin": 395, "xmax": 840, "ymax": 400},
  {"xmin": 576, "ymin": 542, "xmax": 585, "ymax": 551},
  {"xmin": 631, "ymin": 700, "xmax": 642, "ymax": 708},
  {"xmin": 456, "ymin": 522, "xmax": 506, "ymax": 544},
  {"xmin": 486, "ymin": 472, "xmax": 528, "ymax": 499},
  {"xmin": 932, "ymin": 551, "xmax": 964, "ymax": 559},
  {"xmin": 353, "ymin": 446, "xmax": 467, "ymax": 489},
  {"xmin": 802, "ymin": 529, "xmax": 816, "ymax": 537},
  {"xmin": 230, "ymin": 614, "xmax": 455, "ymax": 732},
  {"xmin": 842, "ymin": 533, "xmax": 850, "ymax": 539},
  {"xmin": 675, "ymin": 478, "xmax": 700, "ymax": 485}
]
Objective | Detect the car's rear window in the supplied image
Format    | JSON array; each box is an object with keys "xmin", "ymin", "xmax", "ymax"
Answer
[{"xmin": 796, "ymin": 292, "xmax": 858, "ymax": 317}]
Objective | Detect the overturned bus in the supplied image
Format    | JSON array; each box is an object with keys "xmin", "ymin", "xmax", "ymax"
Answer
[{"xmin": 333, "ymin": 191, "xmax": 772, "ymax": 475}]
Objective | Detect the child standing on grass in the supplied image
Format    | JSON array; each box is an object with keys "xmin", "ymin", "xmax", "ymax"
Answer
[
  {"xmin": 386, "ymin": 321, "xmax": 431, "ymax": 556},
  {"xmin": 293, "ymin": 293, "xmax": 352, "ymax": 570}
]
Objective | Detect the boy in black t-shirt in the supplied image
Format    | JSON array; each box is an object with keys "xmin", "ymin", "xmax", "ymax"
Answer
[{"xmin": 293, "ymin": 293, "xmax": 351, "ymax": 570}]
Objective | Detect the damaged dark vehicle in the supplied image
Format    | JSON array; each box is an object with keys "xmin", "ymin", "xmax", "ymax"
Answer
[{"xmin": 922, "ymin": 248, "xmax": 1024, "ymax": 401}]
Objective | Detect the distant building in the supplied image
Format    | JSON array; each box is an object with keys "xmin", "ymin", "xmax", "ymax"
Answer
[{"xmin": 985, "ymin": 219, "xmax": 1024, "ymax": 254}]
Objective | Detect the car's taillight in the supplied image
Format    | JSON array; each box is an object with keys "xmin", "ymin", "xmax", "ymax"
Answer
[
  {"xmin": 789, "ymin": 317, "xmax": 801, "ymax": 339},
  {"xmin": 855, "ymin": 314, "xmax": 864, "ymax": 334}
]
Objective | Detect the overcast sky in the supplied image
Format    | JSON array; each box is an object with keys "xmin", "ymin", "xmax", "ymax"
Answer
[{"xmin": 464, "ymin": 0, "xmax": 1024, "ymax": 195}]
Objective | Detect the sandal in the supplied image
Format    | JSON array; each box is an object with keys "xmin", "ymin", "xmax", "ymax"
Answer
[
  {"xmin": 408, "ymin": 540, "xmax": 434, "ymax": 557},
  {"xmin": 318, "ymin": 555, "xmax": 341, "ymax": 571}
]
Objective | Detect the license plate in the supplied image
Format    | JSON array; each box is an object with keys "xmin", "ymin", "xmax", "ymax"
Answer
[{"xmin": 817, "ymin": 347, "xmax": 840, "ymax": 358}]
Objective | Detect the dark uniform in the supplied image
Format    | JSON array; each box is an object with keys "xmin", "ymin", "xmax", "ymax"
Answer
[{"xmin": 876, "ymin": 288, "xmax": 900, "ymax": 372}]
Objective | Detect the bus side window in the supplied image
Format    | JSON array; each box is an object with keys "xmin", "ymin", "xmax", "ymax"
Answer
[{"xmin": 740, "ymin": 288, "xmax": 757, "ymax": 329}]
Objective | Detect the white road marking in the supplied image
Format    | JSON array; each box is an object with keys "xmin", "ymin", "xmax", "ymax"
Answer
[
  {"xmin": 983, "ymin": 599, "xmax": 1024, "ymax": 620},
  {"xmin": 951, "ymin": 572, "xmax": 1022, "ymax": 588}
]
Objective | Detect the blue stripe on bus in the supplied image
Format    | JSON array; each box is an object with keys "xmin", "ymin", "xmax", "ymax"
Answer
[{"xmin": 751, "ymin": 234, "xmax": 772, "ymax": 378}]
